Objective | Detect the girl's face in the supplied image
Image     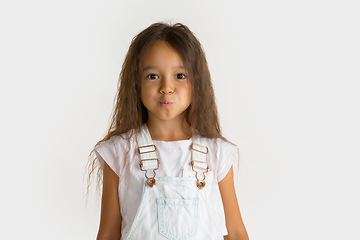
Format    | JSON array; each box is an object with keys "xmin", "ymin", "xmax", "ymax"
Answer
[{"xmin": 140, "ymin": 40, "xmax": 191, "ymax": 125}]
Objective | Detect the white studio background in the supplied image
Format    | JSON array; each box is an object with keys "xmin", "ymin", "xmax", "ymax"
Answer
[{"xmin": 0, "ymin": 0, "xmax": 359, "ymax": 239}]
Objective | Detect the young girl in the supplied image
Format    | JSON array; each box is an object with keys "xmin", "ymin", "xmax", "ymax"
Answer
[{"xmin": 89, "ymin": 22, "xmax": 249, "ymax": 240}]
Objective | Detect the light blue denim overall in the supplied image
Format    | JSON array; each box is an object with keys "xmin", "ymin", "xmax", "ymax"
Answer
[{"xmin": 124, "ymin": 125, "xmax": 226, "ymax": 240}]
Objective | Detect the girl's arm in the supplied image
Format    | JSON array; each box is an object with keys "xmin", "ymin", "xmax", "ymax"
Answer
[
  {"xmin": 97, "ymin": 162, "xmax": 122, "ymax": 240},
  {"xmin": 219, "ymin": 166, "xmax": 249, "ymax": 240}
]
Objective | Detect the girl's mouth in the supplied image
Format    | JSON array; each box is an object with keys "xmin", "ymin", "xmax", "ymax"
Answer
[{"xmin": 160, "ymin": 101, "xmax": 172, "ymax": 107}]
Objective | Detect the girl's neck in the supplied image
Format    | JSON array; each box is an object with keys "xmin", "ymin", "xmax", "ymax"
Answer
[{"xmin": 146, "ymin": 120, "xmax": 192, "ymax": 141}]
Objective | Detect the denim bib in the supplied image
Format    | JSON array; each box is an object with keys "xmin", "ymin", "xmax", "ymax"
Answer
[{"xmin": 124, "ymin": 124, "xmax": 224, "ymax": 240}]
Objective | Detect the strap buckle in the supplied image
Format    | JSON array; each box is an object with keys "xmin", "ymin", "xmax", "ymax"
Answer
[
  {"xmin": 191, "ymin": 161, "xmax": 209, "ymax": 190},
  {"xmin": 140, "ymin": 159, "xmax": 159, "ymax": 188},
  {"xmin": 191, "ymin": 142, "xmax": 208, "ymax": 154},
  {"xmin": 138, "ymin": 144, "xmax": 156, "ymax": 154}
]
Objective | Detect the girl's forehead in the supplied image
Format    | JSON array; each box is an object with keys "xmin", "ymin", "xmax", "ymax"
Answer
[{"xmin": 141, "ymin": 40, "xmax": 184, "ymax": 68}]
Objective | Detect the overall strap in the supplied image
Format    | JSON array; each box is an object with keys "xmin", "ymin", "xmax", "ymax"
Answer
[
  {"xmin": 136, "ymin": 124, "xmax": 159, "ymax": 187},
  {"xmin": 191, "ymin": 134, "xmax": 209, "ymax": 189},
  {"xmin": 136, "ymin": 124, "xmax": 209, "ymax": 189}
]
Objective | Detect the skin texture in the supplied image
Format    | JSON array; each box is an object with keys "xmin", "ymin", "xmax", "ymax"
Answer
[
  {"xmin": 220, "ymin": 167, "xmax": 249, "ymax": 240},
  {"xmin": 97, "ymin": 162, "xmax": 121, "ymax": 240},
  {"xmin": 140, "ymin": 40, "xmax": 192, "ymax": 141},
  {"xmin": 97, "ymin": 41, "xmax": 249, "ymax": 240}
]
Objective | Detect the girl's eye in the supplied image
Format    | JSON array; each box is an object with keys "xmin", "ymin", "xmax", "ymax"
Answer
[
  {"xmin": 146, "ymin": 74, "xmax": 159, "ymax": 80},
  {"xmin": 175, "ymin": 73, "xmax": 186, "ymax": 79}
]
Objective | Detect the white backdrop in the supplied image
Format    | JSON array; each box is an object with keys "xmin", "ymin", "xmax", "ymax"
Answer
[{"xmin": 1, "ymin": 0, "xmax": 359, "ymax": 239}]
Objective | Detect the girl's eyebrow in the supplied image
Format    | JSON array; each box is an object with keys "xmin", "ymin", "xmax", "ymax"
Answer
[
  {"xmin": 142, "ymin": 66, "xmax": 185, "ymax": 71},
  {"xmin": 142, "ymin": 66, "xmax": 156, "ymax": 71}
]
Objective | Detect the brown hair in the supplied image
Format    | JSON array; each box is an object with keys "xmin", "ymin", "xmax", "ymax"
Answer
[{"xmin": 86, "ymin": 22, "xmax": 225, "ymax": 196}]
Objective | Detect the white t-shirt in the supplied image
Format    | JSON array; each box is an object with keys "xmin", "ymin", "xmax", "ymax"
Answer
[{"xmin": 95, "ymin": 130, "xmax": 238, "ymax": 237}]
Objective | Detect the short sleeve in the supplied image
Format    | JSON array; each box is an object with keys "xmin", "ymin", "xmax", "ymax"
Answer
[
  {"xmin": 216, "ymin": 140, "xmax": 238, "ymax": 182},
  {"xmin": 95, "ymin": 137, "xmax": 120, "ymax": 177}
]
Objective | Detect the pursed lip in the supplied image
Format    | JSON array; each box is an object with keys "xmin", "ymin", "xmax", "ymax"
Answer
[{"xmin": 160, "ymin": 101, "xmax": 172, "ymax": 107}]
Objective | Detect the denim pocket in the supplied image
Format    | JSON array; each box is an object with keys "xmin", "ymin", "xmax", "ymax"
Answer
[{"xmin": 157, "ymin": 197, "xmax": 199, "ymax": 240}]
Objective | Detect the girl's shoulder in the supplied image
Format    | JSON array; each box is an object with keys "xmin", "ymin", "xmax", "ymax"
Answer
[
  {"xmin": 97, "ymin": 129, "xmax": 137, "ymax": 149},
  {"xmin": 206, "ymin": 137, "xmax": 238, "ymax": 153},
  {"xmin": 205, "ymin": 138, "xmax": 238, "ymax": 182},
  {"xmin": 94, "ymin": 129, "xmax": 137, "ymax": 176}
]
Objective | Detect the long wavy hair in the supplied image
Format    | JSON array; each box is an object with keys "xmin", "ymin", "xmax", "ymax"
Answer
[{"xmin": 86, "ymin": 22, "xmax": 225, "ymax": 197}]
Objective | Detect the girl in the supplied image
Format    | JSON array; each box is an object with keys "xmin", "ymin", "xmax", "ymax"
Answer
[{"xmin": 88, "ymin": 22, "xmax": 249, "ymax": 240}]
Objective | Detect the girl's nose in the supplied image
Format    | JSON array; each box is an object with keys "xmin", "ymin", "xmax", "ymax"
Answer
[
  {"xmin": 159, "ymin": 78, "xmax": 175, "ymax": 94},
  {"xmin": 159, "ymin": 88, "xmax": 174, "ymax": 94}
]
